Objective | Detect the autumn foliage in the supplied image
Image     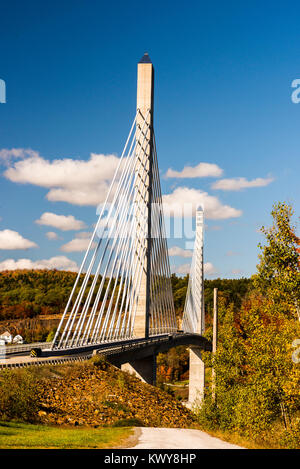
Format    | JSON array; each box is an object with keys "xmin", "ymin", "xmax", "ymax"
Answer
[{"xmin": 198, "ymin": 202, "xmax": 300, "ymax": 448}]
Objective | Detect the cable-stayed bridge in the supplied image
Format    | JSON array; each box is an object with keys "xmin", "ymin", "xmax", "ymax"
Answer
[
  {"xmin": 51, "ymin": 53, "xmax": 208, "ymax": 351},
  {"xmin": 3, "ymin": 54, "xmax": 211, "ymax": 406}
]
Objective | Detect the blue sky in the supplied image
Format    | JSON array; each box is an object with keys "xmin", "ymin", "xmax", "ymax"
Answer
[{"xmin": 0, "ymin": 0, "xmax": 299, "ymax": 278}]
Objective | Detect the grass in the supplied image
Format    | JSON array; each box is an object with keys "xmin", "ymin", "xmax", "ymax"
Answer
[
  {"xmin": 0, "ymin": 421, "xmax": 134, "ymax": 449},
  {"xmin": 199, "ymin": 427, "xmax": 260, "ymax": 449},
  {"xmin": 195, "ymin": 412, "xmax": 300, "ymax": 449},
  {"xmin": 169, "ymin": 380, "xmax": 189, "ymax": 387}
]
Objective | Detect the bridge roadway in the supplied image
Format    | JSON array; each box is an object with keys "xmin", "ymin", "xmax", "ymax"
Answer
[{"xmin": 0, "ymin": 333, "xmax": 211, "ymax": 369}]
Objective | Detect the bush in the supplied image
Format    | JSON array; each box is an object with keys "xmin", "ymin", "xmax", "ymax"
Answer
[
  {"xmin": 0, "ymin": 369, "xmax": 40, "ymax": 422},
  {"xmin": 195, "ymin": 395, "xmax": 221, "ymax": 431},
  {"xmin": 279, "ymin": 426, "xmax": 300, "ymax": 449},
  {"xmin": 113, "ymin": 418, "xmax": 143, "ymax": 427},
  {"xmin": 46, "ymin": 329, "xmax": 56, "ymax": 342},
  {"xmin": 89, "ymin": 354, "xmax": 110, "ymax": 370}
]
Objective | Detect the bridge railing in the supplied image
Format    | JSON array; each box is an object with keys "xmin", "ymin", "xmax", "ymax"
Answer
[{"xmin": 0, "ymin": 342, "xmax": 49, "ymax": 356}]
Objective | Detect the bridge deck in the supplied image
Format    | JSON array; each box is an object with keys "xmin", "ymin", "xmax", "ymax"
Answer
[
  {"xmin": 0, "ymin": 333, "xmax": 211, "ymax": 369},
  {"xmin": 43, "ymin": 333, "xmax": 211, "ymax": 358}
]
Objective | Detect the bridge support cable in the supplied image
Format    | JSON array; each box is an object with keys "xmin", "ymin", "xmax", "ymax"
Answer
[
  {"xmin": 75, "ymin": 116, "xmax": 150, "ymax": 346},
  {"xmin": 52, "ymin": 112, "xmax": 149, "ymax": 348},
  {"xmin": 51, "ymin": 115, "xmax": 137, "ymax": 349},
  {"xmin": 51, "ymin": 124, "xmax": 176, "ymax": 349},
  {"xmin": 149, "ymin": 133, "xmax": 177, "ymax": 335},
  {"xmin": 182, "ymin": 206, "xmax": 205, "ymax": 335}
]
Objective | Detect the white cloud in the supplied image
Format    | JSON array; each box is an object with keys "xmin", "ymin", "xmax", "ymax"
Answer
[
  {"xmin": 3, "ymin": 150, "xmax": 122, "ymax": 206},
  {"xmin": 75, "ymin": 231, "xmax": 92, "ymax": 239},
  {"xmin": 0, "ymin": 256, "xmax": 78, "ymax": 272},
  {"xmin": 45, "ymin": 231, "xmax": 60, "ymax": 240},
  {"xmin": 0, "ymin": 148, "xmax": 39, "ymax": 165},
  {"xmin": 211, "ymin": 176, "xmax": 274, "ymax": 191},
  {"xmin": 35, "ymin": 212, "xmax": 86, "ymax": 231},
  {"xmin": 0, "ymin": 229, "xmax": 38, "ymax": 250},
  {"xmin": 2, "ymin": 148, "xmax": 243, "ymax": 225},
  {"xmin": 166, "ymin": 162, "xmax": 223, "ymax": 178},
  {"xmin": 204, "ymin": 262, "xmax": 217, "ymax": 276},
  {"xmin": 60, "ymin": 232, "xmax": 96, "ymax": 252},
  {"xmin": 162, "ymin": 187, "xmax": 242, "ymax": 219},
  {"xmin": 2, "ymin": 149, "xmax": 241, "ymax": 223},
  {"xmin": 46, "ymin": 186, "xmax": 113, "ymax": 206},
  {"xmin": 172, "ymin": 263, "xmax": 190, "ymax": 274},
  {"xmin": 172, "ymin": 261, "xmax": 217, "ymax": 276},
  {"xmin": 168, "ymin": 246, "xmax": 193, "ymax": 258}
]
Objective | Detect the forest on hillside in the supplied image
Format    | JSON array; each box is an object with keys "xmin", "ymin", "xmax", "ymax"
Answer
[
  {"xmin": 0, "ymin": 269, "xmax": 252, "ymax": 320},
  {"xmin": 0, "ymin": 267, "xmax": 252, "ymax": 342}
]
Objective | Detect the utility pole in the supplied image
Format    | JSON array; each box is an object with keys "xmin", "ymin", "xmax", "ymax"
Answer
[{"xmin": 212, "ymin": 287, "xmax": 218, "ymax": 402}]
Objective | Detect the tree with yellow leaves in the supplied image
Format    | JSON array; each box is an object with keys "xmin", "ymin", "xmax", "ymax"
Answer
[
  {"xmin": 197, "ymin": 202, "xmax": 300, "ymax": 448},
  {"xmin": 254, "ymin": 201, "xmax": 300, "ymax": 320}
]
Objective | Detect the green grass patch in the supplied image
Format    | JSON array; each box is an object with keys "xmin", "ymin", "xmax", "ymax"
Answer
[
  {"xmin": 0, "ymin": 421, "xmax": 133, "ymax": 449},
  {"xmin": 112, "ymin": 418, "xmax": 144, "ymax": 427},
  {"xmin": 171, "ymin": 380, "xmax": 189, "ymax": 386}
]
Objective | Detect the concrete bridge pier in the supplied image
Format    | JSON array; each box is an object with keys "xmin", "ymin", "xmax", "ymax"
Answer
[
  {"xmin": 105, "ymin": 334, "xmax": 211, "ymax": 402},
  {"xmin": 121, "ymin": 353, "xmax": 156, "ymax": 385},
  {"xmin": 188, "ymin": 347, "xmax": 205, "ymax": 408}
]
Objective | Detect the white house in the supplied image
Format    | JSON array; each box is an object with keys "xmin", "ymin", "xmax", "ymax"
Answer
[
  {"xmin": 12, "ymin": 335, "xmax": 24, "ymax": 344},
  {"xmin": 0, "ymin": 331, "xmax": 13, "ymax": 344}
]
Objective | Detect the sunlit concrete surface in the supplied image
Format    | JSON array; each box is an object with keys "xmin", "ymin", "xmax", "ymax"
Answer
[{"xmin": 131, "ymin": 427, "xmax": 243, "ymax": 449}]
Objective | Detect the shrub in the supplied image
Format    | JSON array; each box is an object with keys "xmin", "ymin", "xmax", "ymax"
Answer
[
  {"xmin": 89, "ymin": 354, "xmax": 110, "ymax": 370},
  {"xmin": 113, "ymin": 417, "xmax": 143, "ymax": 427},
  {"xmin": 0, "ymin": 369, "xmax": 39, "ymax": 422}
]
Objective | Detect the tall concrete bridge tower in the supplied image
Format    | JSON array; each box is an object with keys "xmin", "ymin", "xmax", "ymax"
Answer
[
  {"xmin": 51, "ymin": 53, "xmax": 176, "ymax": 351},
  {"xmin": 182, "ymin": 206, "xmax": 206, "ymax": 405},
  {"xmin": 133, "ymin": 53, "xmax": 154, "ymax": 339}
]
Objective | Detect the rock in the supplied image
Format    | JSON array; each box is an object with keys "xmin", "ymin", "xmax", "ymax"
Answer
[{"xmin": 36, "ymin": 361, "xmax": 196, "ymax": 429}]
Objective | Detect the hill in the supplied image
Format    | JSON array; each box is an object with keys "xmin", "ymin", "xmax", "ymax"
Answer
[
  {"xmin": 0, "ymin": 269, "xmax": 252, "ymax": 342},
  {"xmin": 0, "ymin": 358, "xmax": 197, "ymax": 429}
]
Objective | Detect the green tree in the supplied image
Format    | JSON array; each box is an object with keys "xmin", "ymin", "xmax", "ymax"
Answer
[{"xmin": 254, "ymin": 201, "xmax": 300, "ymax": 320}]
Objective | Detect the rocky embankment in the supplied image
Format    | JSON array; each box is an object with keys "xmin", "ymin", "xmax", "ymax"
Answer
[{"xmin": 37, "ymin": 358, "xmax": 196, "ymax": 428}]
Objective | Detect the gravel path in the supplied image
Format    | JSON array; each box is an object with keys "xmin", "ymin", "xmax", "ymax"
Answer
[{"xmin": 131, "ymin": 427, "xmax": 243, "ymax": 449}]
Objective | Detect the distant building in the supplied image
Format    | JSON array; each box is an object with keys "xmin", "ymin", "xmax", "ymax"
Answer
[
  {"xmin": 13, "ymin": 335, "xmax": 24, "ymax": 344},
  {"xmin": 0, "ymin": 331, "xmax": 13, "ymax": 344}
]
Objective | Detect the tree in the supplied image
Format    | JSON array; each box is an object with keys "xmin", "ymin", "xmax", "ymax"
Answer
[
  {"xmin": 196, "ymin": 202, "xmax": 300, "ymax": 447},
  {"xmin": 254, "ymin": 202, "xmax": 300, "ymax": 320}
]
